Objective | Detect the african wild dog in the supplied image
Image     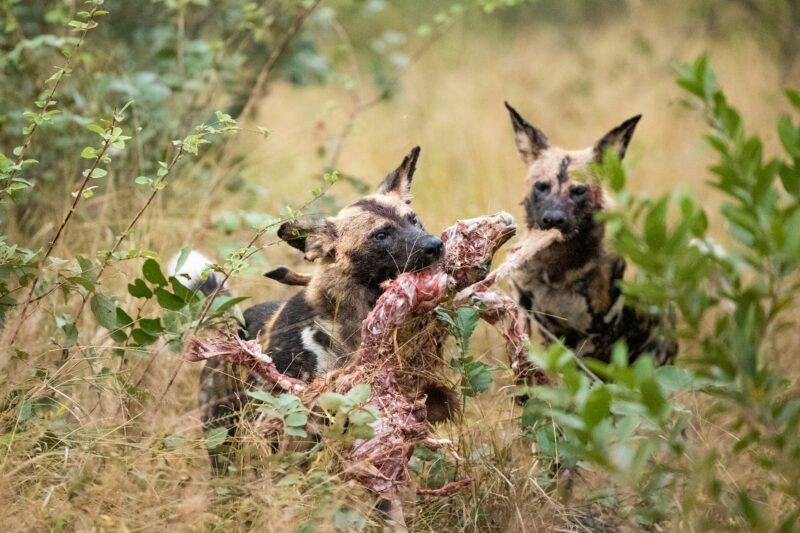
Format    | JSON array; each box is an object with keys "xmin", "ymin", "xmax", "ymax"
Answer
[
  {"xmin": 504, "ymin": 103, "xmax": 676, "ymax": 366},
  {"xmin": 177, "ymin": 147, "xmax": 444, "ymax": 471}
]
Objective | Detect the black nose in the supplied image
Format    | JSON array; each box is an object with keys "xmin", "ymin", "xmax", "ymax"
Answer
[
  {"xmin": 541, "ymin": 210, "xmax": 567, "ymax": 230},
  {"xmin": 422, "ymin": 236, "xmax": 444, "ymax": 259}
]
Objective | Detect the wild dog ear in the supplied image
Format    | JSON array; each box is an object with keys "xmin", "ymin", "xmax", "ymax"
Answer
[
  {"xmin": 505, "ymin": 101, "xmax": 550, "ymax": 165},
  {"xmin": 278, "ymin": 217, "xmax": 337, "ymax": 262},
  {"xmin": 375, "ymin": 146, "xmax": 420, "ymax": 203},
  {"xmin": 593, "ymin": 115, "xmax": 642, "ymax": 162}
]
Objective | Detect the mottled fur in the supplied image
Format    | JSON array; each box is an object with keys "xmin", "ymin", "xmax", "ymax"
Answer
[
  {"xmin": 198, "ymin": 147, "xmax": 445, "ymax": 472},
  {"xmin": 505, "ymin": 103, "xmax": 676, "ymax": 365}
]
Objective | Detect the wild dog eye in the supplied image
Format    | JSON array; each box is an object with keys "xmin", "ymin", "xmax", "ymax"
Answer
[
  {"xmin": 407, "ymin": 214, "xmax": 421, "ymax": 226},
  {"xmin": 570, "ymin": 185, "xmax": 588, "ymax": 197},
  {"xmin": 534, "ymin": 181, "xmax": 550, "ymax": 193},
  {"xmin": 372, "ymin": 228, "xmax": 391, "ymax": 241}
]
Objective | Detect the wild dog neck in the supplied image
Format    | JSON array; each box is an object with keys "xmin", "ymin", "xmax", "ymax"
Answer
[
  {"xmin": 532, "ymin": 220, "xmax": 605, "ymax": 280},
  {"xmin": 303, "ymin": 265, "xmax": 384, "ymax": 352}
]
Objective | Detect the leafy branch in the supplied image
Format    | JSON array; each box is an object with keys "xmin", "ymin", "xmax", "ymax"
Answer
[
  {"xmin": 0, "ymin": 0, "xmax": 108, "ymax": 199},
  {"xmin": 9, "ymin": 103, "xmax": 131, "ymax": 345}
]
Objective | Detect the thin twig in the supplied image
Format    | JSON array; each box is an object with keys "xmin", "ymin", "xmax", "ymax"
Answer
[
  {"xmin": 9, "ymin": 118, "xmax": 118, "ymax": 344},
  {"xmin": 72, "ymin": 145, "xmax": 187, "ymax": 323}
]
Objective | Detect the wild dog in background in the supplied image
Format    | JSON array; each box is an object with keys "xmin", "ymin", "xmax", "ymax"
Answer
[
  {"xmin": 176, "ymin": 147, "xmax": 445, "ymax": 472},
  {"xmin": 504, "ymin": 103, "xmax": 676, "ymax": 366}
]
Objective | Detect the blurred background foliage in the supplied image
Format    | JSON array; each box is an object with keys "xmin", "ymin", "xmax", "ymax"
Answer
[{"xmin": 1, "ymin": 0, "xmax": 799, "ymax": 531}]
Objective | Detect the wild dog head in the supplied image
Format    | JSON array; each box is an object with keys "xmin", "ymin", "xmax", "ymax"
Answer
[
  {"xmin": 277, "ymin": 146, "xmax": 443, "ymax": 292},
  {"xmin": 505, "ymin": 102, "xmax": 641, "ymax": 240}
]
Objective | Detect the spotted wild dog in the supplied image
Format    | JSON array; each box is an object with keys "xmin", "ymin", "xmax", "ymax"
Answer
[
  {"xmin": 174, "ymin": 146, "xmax": 444, "ymax": 472},
  {"xmin": 504, "ymin": 103, "xmax": 676, "ymax": 366}
]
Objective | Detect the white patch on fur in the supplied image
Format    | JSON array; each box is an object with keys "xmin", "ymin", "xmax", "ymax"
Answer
[
  {"xmin": 301, "ymin": 326, "xmax": 331, "ymax": 375},
  {"xmin": 603, "ymin": 294, "xmax": 625, "ymax": 325},
  {"xmin": 167, "ymin": 250, "xmax": 223, "ymax": 291}
]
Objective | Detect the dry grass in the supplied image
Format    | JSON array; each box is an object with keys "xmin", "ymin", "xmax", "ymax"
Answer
[{"xmin": 1, "ymin": 2, "xmax": 798, "ymax": 531}]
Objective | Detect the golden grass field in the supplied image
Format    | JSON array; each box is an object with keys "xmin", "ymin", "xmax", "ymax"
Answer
[{"xmin": 1, "ymin": 2, "xmax": 797, "ymax": 531}]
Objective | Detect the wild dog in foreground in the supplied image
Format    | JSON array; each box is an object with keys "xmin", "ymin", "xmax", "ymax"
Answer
[
  {"xmin": 185, "ymin": 211, "xmax": 556, "ymax": 526},
  {"xmin": 177, "ymin": 147, "xmax": 445, "ymax": 472},
  {"xmin": 504, "ymin": 103, "xmax": 676, "ymax": 366}
]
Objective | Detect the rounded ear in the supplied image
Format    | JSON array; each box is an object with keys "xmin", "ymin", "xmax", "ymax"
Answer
[
  {"xmin": 505, "ymin": 101, "xmax": 550, "ymax": 165},
  {"xmin": 593, "ymin": 115, "xmax": 642, "ymax": 163},
  {"xmin": 277, "ymin": 217, "xmax": 337, "ymax": 262},
  {"xmin": 375, "ymin": 146, "xmax": 420, "ymax": 203}
]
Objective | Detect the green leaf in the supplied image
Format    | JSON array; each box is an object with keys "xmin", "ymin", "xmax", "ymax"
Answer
[
  {"xmin": 777, "ymin": 114, "xmax": 800, "ymax": 159},
  {"xmin": 66, "ymin": 276, "xmax": 95, "ymax": 292},
  {"xmin": 277, "ymin": 473, "xmax": 301, "ymax": 486},
  {"xmin": 127, "ymin": 278, "xmax": 152, "ymax": 299},
  {"xmin": 737, "ymin": 491, "xmax": 764, "ymax": 529},
  {"xmin": 285, "ymin": 412, "xmax": 308, "ymax": 427},
  {"xmin": 90, "ymin": 293, "xmax": 118, "ymax": 330},
  {"xmin": 60, "ymin": 323, "xmax": 78, "ymax": 348},
  {"xmin": 115, "ymin": 307, "xmax": 133, "ymax": 327},
  {"xmin": 640, "ymin": 376, "xmax": 668, "ymax": 419},
  {"xmin": 211, "ymin": 295, "xmax": 248, "ymax": 314},
  {"xmin": 80, "ymin": 146, "xmax": 97, "ymax": 159},
  {"xmin": 247, "ymin": 390, "xmax": 274, "ymax": 402},
  {"xmin": 582, "ymin": 387, "xmax": 612, "ymax": 430},
  {"xmin": 434, "ymin": 307, "xmax": 455, "ymax": 327},
  {"xmin": 170, "ymin": 277, "xmax": 200, "ymax": 303},
  {"xmin": 452, "ymin": 356, "xmax": 494, "ymax": 397},
  {"xmin": 644, "ymin": 198, "xmax": 668, "ymax": 249},
  {"xmin": 110, "ymin": 329, "xmax": 128, "ymax": 343},
  {"xmin": 349, "ymin": 424, "xmax": 374, "ymax": 440},
  {"xmin": 779, "ymin": 163, "xmax": 800, "ymax": 198},
  {"xmin": 786, "ymin": 89, "xmax": 800, "ymax": 113},
  {"xmin": 333, "ymin": 509, "xmax": 367, "ymax": 533},
  {"xmin": 142, "ymin": 258, "xmax": 167, "ymax": 286},
  {"xmin": 164, "ymin": 434, "xmax": 185, "ymax": 450},
  {"xmin": 204, "ymin": 427, "xmax": 228, "ymax": 450},
  {"xmin": 131, "ymin": 328, "xmax": 158, "ymax": 346},
  {"xmin": 323, "ymin": 170, "xmax": 339, "ymax": 185},
  {"xmin": 349, "ymin": 409, "xmax": 377, "ymax": 427},
  {"xmin": 174, "ymin": 247, "xmax": 191, "ymax": 273},
  {"xmin": 534, "ymin": 426, "xmax": 557, "ymax": 457},
  {"xmin": 317, "ymin": 392, "xmax": 348, "ymax": 412},
  {"xmin": 286, "ymin": 426, "xmax": 308, "ymax": 438},
  {"xmin": 155, "ymin": 288, "xmax": 185, "ymax": 311},
  {"xmin": 17, "ymin": 400, "xmax": 32, "ymax": 423},
  {"xmin": 139, "ymin": 318, "xmax": 164, "ymax": 336},
  {"xmin": 347, "ymin": 384, "xmax": 371, "ymax": 404},
  {"xmin": 455, "ymin": 306, "xmax": 480, "ymax": 342}
]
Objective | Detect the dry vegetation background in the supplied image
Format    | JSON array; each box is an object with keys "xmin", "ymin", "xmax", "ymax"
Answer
[{"xmin": 1, "ymin": 0, "xmax": 798, "ymax": 531}]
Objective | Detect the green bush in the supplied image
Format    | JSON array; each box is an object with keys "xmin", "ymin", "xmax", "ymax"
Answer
[{"xmin": 521, "ymin": 55, "xmax": 800, "ymax": 530}]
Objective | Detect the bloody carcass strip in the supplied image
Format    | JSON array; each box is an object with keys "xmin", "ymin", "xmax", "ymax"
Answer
[{"xmin": 186, "ymin": 212, "xmax": 561, "ymax": 498}]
